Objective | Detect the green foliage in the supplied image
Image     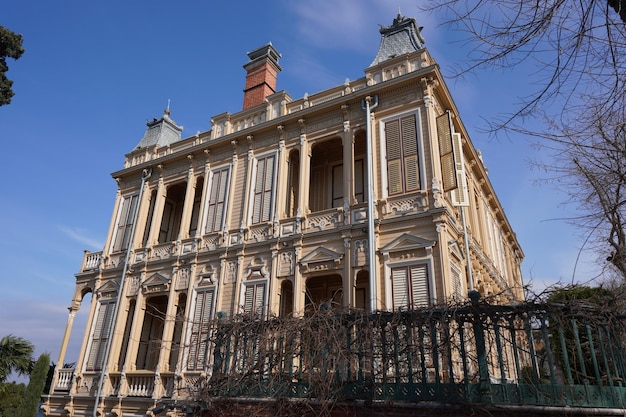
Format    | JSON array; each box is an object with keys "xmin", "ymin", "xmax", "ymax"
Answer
[
  {"xmin": 0, "ymin": 25, "xmax": 25, "ymax": 106},
  {"xmin": 546, "ymin": 284, "xmax": 614, "ymax": 304},
  {"xmin": 17, "ymin": 354, "xmax": 50, "ymax": 417},
  {"xmin": 0, "ymin": 382, "xmax": 26, "ymax": 417},
  {"xmin": 545, "ymin": 285, "xmax": 616, "ymax": 385},
  {"xmin": 0, "ymin": 335, "xmax": 34, "ymax": 383}
]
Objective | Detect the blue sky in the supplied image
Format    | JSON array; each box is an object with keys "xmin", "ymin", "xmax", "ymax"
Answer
[{"xmin": 0, "ymin": 1, "xmax": 602, "ymax": 378}]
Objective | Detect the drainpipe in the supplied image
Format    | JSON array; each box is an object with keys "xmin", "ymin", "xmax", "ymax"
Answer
[
  {"xmin": 361, "ymin": 95, "xmax": 378, "ymax": 312},
  {"xmin": 92, "ymin": 168, "xmax": 152, "ymax": 417}
]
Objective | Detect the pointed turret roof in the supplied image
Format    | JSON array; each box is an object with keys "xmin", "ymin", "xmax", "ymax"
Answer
[
  {"xmin": 134, "ymin": 108, "xmax": 183, "ymax": 150},
  {"xmin": 370, "ymin": 13, "xmax": 425, "ymax": 67}
]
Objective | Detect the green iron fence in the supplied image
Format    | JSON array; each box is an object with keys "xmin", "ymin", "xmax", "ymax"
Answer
[{"xmin": 201, "ymin": 291, "xmax": 626, "ymax": 409}]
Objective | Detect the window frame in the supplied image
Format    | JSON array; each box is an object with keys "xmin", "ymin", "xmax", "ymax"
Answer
[
  {"xmin": 379, "ymin": 110, "xmax": 425, "ymax": 198},
  {"xmin": 248, "ymin": 152, "xmax": 277, "ymax": 225},
  {"xmin": 111, "ymin": 193, "xmax": 139, "ymax": 253},
  {"xmin": 203, "ymin": 165, "xmax": 231, "ymax": 234},
  {"xmin": 388, "ymin": 261, "xmax": 432, "ymax": 310}
]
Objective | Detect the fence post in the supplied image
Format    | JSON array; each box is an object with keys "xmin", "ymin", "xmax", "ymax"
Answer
[{"xmin": 469, "ymin": 290, "xmax": 492, "ymax": 404}]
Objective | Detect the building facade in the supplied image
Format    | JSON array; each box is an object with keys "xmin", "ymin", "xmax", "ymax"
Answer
[{"xmin": 43, "ymin": 14, "xmax": 524, "ymax": 417}]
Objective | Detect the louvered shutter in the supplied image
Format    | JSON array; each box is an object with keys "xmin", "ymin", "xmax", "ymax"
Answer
[
  {"xmin": 87, "ymin": 302, "xmax": 115, "ymax": 370},
  {"xmin": 206, "ymin": 168, "xmax": 229, "ymax": 233},
  {"xmin": 187, "ymin": 292, "xmax": 204, "ymax": 369},
  {"xmin": 255, "ymin": 283, "xmax": 266, "ymax": 317},
  {"xmin": 385, "ymin": 120, "xmax": 403, "ymax": 195},
  {"xmin": 113, "ymin": 195, "xmax": 138, "ymax": 251},
  {"xmin": 252, "ymin": 155, "xmax": 275, "ymax": 224},
  {"xmin": 187, "ymin": 290, "xmax": 215, "ymax": 370},
  {"xmin": 451, "ymin": 133, "xmax": 470, "ymax": 206},
  {"xmin": 401, "ymin": 116, "xmax": 420, "ymax": 191},
  {"xmin": 437, "ymin": 111, "xmax": 458, "ymax": 192},
  {"xmin": 215, "ymin": 169, "xmax": 229, "ymax": 229},
  {"xmin": 262, "ymin": 156, "xmax": 274, "ymax": 222},
  {"xmin": 392, "ymin": 268, "xmax": 409, "ymax": 310},
  {"xmin": 196, "ymin": 290, "xmax": 214, "ymax": 368},
  {"xmin": 410, "ymin": 265, "xmax": 429, "ymax": 307},
  {"xmin": 244, "ymin": 285, "xmax": 255, "ymax": 313}
]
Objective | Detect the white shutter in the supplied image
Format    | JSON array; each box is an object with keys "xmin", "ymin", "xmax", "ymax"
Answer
[
  {"xmin": 410, "ymin": 265, "xmax": 429, "ymax": 307},
  {"xmin": 392, "ymin": 268, "xmax": 409, "ymax": 310},
  {"xmin": 244, "ymin": 285, "xmax": 255, "ymax": 313},
  {"xmin": 255, "ymin": 283, "xmax": 266, "ymax": 317},
  {"xmin": 451, "ymin": 133, "xmax": 470, "ymax": 206}
]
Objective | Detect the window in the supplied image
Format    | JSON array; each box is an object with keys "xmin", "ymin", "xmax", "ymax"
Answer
[
  {"xmin": 251, "ymin": 154, "xmax": 276, "ymax": 224},
  {"xmin": 112, "ymin": 194, "xmax": 139, "ymax": 252},
  {"xmin": 86, "ymin": 301, "xmax": 115, "ymax": 371},
  {"xmin": 243, "ymin": 281, "xmax": 266, "ymax": 318},
  {"xmin": 385, "ymin": 114, "xmax": 420, "ymax": 195},
  {"xmin": 187, "ymin": 289, "xmax": 215, "ymax": 371},
  {"xmin": 158, "ymin": 183, "xmax": 186, "ymax": 243},
  {"xmin": 391, "ymin": 264, "xmax": 429, "ymax": 310},
  {"xmin": 354, "ymin": 158, "xmax": 365, "ymax": 203},
  {"xmin": 205, "ymin": 168, "xmax": 230, "ymax": 233},
  {"xmin": 188, "ymin": 178, "xmax": 204, "ymax": 237},
  {"xmin": 450, "ymin": 263, "xmax": 463, "ymax": 300},
  {"xmin": 332, "ymin": 163, "xmax": 344, "ymax": 208}
]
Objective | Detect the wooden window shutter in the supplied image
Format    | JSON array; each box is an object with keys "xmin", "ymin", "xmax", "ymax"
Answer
[
  {"xmin": 451, "ymin": 133, "xmax": 470, "ymax": 206},
  {"xmin": 401, "ymin": 116, "xmax": 419, "ymax": 191},
  {"xmin": 437, "ymin": 111, "xmax": 458, "ymax": 192},
  {"xmin": 385, "ymin": 120, "xmax": 403, "ymax": 195},
  {"xmin": 87, "ymin": 301, "xmax": 115, "ymax": 370},
  {"xmin": 392, "ymin": 267, "xmax": 409, "ymax": 310},
  {"xmin": 252, "ymin": 155, "xmax": 275, "ymax": 224},
  {"xmin": 410, "ymin": 264, "xmax": 430, "ymax": 307},
  {"xmin": 188, "ymin": 289, "xmax": 215, "ymax": 370},
  {"xmin": 113, "ymin": 195, "xmax": 138, "ymax": 251},
  {"xmin": 206, "ymin": 168, "xmax": 229, "ymax": 233},
  {"xmin": 262, "ymin": 156, "xmax": 274, "ymax": 222}
]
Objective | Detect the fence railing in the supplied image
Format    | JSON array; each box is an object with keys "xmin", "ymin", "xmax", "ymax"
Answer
[{"xmin": 200, "ymin": 291, "xmax": 626, "ymax": 409}]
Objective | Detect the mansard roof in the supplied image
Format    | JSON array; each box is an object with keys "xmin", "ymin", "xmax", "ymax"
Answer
[
  {"xmin": 370, "ymin": 13, "xmax": 425, "ymax": 67},
  {"xmin": 134, "ymin": 109, "xmax": 183, "ymax": 150}
]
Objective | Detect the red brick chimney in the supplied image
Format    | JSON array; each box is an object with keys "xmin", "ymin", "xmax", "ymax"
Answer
[{"xmin": 242, "ymin": 43, "xmax": 281, "ymax": 110}]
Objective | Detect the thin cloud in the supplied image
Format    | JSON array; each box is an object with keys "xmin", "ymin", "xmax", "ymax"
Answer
[
  {"xmin": 57, "ymin": 225, "xmax": 104, "ymax": 250},
  {"xmin": 288, "ymin": 0, "xmax": 425, "ymax": 52}
]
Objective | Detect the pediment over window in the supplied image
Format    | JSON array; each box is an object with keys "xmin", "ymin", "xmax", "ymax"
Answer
[
  {"xmin": 300, "ymin": 247, "xmax": 343, "ymax": 272},
  {"xmin": 381, "ymin": 234, "xmax": 435, "ymax": 254},
  {"xmin": 448, "ymin": 239, "xmax": 465, "ymax": 261},
  {"xmin": 244, "ymin": 257, "xmax": 269, "ymax": 281},
  {"xmin": 381, "ymin": 234, "xmax": 435, "ymax": 262},
  {"xmin": 196, "ymin": 264, "xmax": 217, "ymax": 287},
  {"xmin": 95, "ymin": 280, "xmax": 120, "ymax": 299},
  {"xmin": 141, "ymin": 272, "xmax": 170, "ymax": 294}
]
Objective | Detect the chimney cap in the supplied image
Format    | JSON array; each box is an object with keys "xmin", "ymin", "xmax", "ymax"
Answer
[{"xmin": 244, "ymin": 42, "xmax": 282, "ymax": 71}]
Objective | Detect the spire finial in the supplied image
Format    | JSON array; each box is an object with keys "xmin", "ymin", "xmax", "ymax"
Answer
[{"xmin": 165, "ymin": 99, "xmax": 171, "ymax": 116}]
